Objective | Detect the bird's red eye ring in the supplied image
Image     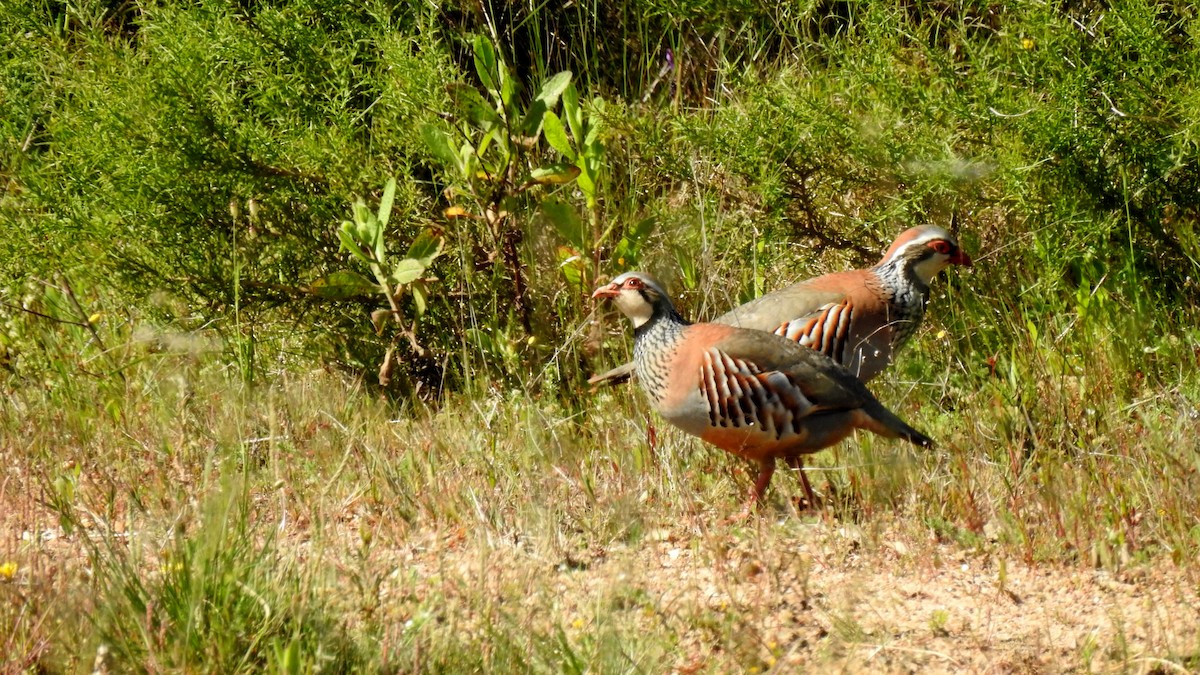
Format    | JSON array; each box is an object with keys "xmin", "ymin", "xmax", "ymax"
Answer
[
  {"xmin": 931, "ymin": 240, "xmax": 953, "ymax": 255},
  {"xmin": 626, "ymin": 278, "xmax": 642, "ymax": 289}
]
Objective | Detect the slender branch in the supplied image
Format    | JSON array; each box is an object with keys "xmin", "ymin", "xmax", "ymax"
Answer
[
  {"xmin": 0, "ymin": 301, "xmax": 90, "ymax": 327},
  {"xmin": 56, "ymin": 276, "xmax": 127, "ymax": 384}
]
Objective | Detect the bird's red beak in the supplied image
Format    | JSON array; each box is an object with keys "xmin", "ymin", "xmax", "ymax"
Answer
[
  {"xmin": 591, "ymin": 282, "xmax": 621, "ymax": 300},
  {"xmin": 950, "ymin": 250, "xmax": 973, "ymax": 267}
]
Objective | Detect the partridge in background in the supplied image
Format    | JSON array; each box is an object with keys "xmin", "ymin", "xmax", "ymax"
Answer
[
  {"xmin": 592, "ymin": 271, "xmax": 934, "ymax": 510},
  {"xmin": 589, "ymin": 225, "xmax": 971, "ymax": 387}
]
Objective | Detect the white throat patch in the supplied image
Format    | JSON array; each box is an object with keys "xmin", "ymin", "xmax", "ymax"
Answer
[
  {"xmin": 615, "ymin": 291, "xmax": 654, "ymax": 328},
  {"xmin": 911, "ymin": 253, "xmax": 949, "ymax": 285}
]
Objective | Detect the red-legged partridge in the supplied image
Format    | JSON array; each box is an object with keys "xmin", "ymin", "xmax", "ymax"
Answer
[
  {"xmin": 593, "ymin": 271, "xmax": 934, "ymax": 510},
  {"xmin": 590, "ymin": 225, "xmax": 971, "ymax": 386}
]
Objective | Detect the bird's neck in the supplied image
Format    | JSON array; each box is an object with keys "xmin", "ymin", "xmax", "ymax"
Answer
[
  {"xmin": 874, "ymin": 257, "xmax": 932, "ymax": 347},
  {"xmin": 875, "ymin": 256, "xmax": 932, "ymax": 301},
  {"xmin": 632, "ymin": 305, "xmax": 690, "ymax": 403},
  {"xmin": 633, "ymin": 303, "xmax": 690, "ymax": 343}
]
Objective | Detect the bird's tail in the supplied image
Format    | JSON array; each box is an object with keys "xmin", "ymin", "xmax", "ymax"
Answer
[{"xmin": 588, "ymin": 361, "xmax": 636, "ymax": 388}]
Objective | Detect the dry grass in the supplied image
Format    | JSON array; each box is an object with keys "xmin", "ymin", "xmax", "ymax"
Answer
[{"xmin": 3, "ymin": 334, "xmax": 1200, "ymax": 672}]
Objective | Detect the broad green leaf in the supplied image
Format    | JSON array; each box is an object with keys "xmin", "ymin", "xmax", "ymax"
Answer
[
  {"xmin": 584, "ymin": 120, "xmax": 603, "ymax": 149},
  {"xmin": 520, "ymin": 71, "xmax": 572, "ymax": 136},
  {"xmin": 575, "ymin": 162, "xmax": 595, "ymax": 197},
  {"xmin": 310, "ymin": 270, "xmax": 380, "ymax": 299},
  {"xmin": 499, "ymin": 59, "xmax": 516, "ymax": 109},
  {"xmin": 530, "ymin": 163, "xmax": 581, "ymax": 185},
  {"xmin": 461, "ymin": 143, "xmax": 481, "ymax": 182},
  {"xmin": 377, "ymin": 177, "xmax": 396, "ymax": 228},
  {"xmin": 407, "ymin": 230, "xmax": 444, "ymax": 266},
  {"xmin": 542, "ymin": 198, "xmax": 586, "ymax": 249},
  {"xmin": 541, "ymin": 111, "xmax": 575, "ymax": 160},
  {"xmin": 420, "ymin": 124, "xmax": 461, "ymax": 173},
  {"xmin": 448, "ymin": 83, "xmax": 502, "ymax": 130},
  {"xmin": 561, "ymin": 83, "xmax": 583, "ymax": 141},
  {"xmin": 583, "ymin": 154, "xmax": 604, "ymax": 194},
  {"xmin": 351, "ymin": 200, "xmax": 371, "ymax": 229},
  {"xmin": 372, "ymin": 230, "xmax": 386, "ymax": 266},
  {"xmin": 357, "ymin": 218, "xmax": 380, "ymax": 255},
  {"xmin": 535, "ymin": 71, "xmax": 572, "ymax": 107},
  {"xmin": 478, "ymin": 127, "xmax": 496, "ymax": 155},
  {"xmin": 520, "ymin": 100, "xmax": 548, "ymax": 137},
  {"xmin": 374, "ymin": 178, "xmax": 396, "ymax": 263},
  {"xmin": 410, "ymin": 280, "xmax": 428, "ymax": 317},
  {"xmin": 473, "ymin": 36, "xmax": 497, "ymax": 94},
  {"xmin": 338, "ymin": 224, "xmax": 372, "ymax": 264},
  {"xmin": 392, "ymin": 258, "xmax": 425, "ymax": 286},
  {"xmin": 349, "ymin": 200, "xmax": 382, "ymax": 262}
]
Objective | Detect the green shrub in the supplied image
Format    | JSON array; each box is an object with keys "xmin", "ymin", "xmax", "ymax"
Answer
[{"xmin": 3, "ymin": 0, "xmax": 1198, "ymax": 399}]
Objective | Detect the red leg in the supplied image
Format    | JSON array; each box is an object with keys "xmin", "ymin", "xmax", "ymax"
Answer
[
  {"xmin": 730, "ymin": 459, "xmax": 776, "ymax": 522},
  {"xmin": 752, "ymin": 458, "xmax": 776, "ymax": 502},
  {"xmin": 786, "ymin": 455, "xmax": 819, "ymax": 510}
]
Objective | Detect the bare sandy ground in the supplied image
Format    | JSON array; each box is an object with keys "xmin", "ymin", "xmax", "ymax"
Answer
[
  {"xmin": 6, "ymin": 501, "xmax": 1199, "ymax": 672},
  {"xmin": 383, "ymin": 516, "xmax": 1200, "ymax": 673}
]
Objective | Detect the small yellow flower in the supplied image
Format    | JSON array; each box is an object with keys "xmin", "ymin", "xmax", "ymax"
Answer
[
  {"xmin": 0, "ymin": 562, "xmax": 17, "ymax": 580},
  {"xmin": 572, "ymin": 618, "xmax": 585, "ymax": 629},
  {"xmin": 1022, "ymin": 38, "xmax": 1034, "ymax": 49}
]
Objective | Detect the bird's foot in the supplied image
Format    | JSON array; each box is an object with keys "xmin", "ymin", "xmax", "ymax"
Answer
[{"xmin": 725, "ymin": 489, "xmax": 770, "ymax": 523}]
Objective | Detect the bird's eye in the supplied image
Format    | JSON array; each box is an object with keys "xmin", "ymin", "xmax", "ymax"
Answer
[
  {"xmin": 626, "ymin": 278, "xmax": 642, "ymax": 289},
  {"xmin": 932, "ymin": 240, "xmax": 953, "ymax": 255}
]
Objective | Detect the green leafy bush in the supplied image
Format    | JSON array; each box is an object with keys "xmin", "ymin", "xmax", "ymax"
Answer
[{"xmin": 3, "ymin": 0, "xmax": 1198, "ymax": 400}]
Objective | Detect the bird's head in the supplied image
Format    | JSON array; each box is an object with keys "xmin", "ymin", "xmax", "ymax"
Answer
[
  {"xmin": 879, "ymin": 225, "xmax": 972, "ymax": 285},
  {"xmin": 592, "ymin": 271, "xmax": 673, "ymax": 329}
]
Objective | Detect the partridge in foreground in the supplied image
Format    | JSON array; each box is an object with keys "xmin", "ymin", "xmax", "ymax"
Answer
[
  {"xmin": 589, "ymin": 225, "xmax": 971, "ymax": 387},
  {"xmin": 593, "ymin": 271, "xmax": 934, "ymax": 510}
]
